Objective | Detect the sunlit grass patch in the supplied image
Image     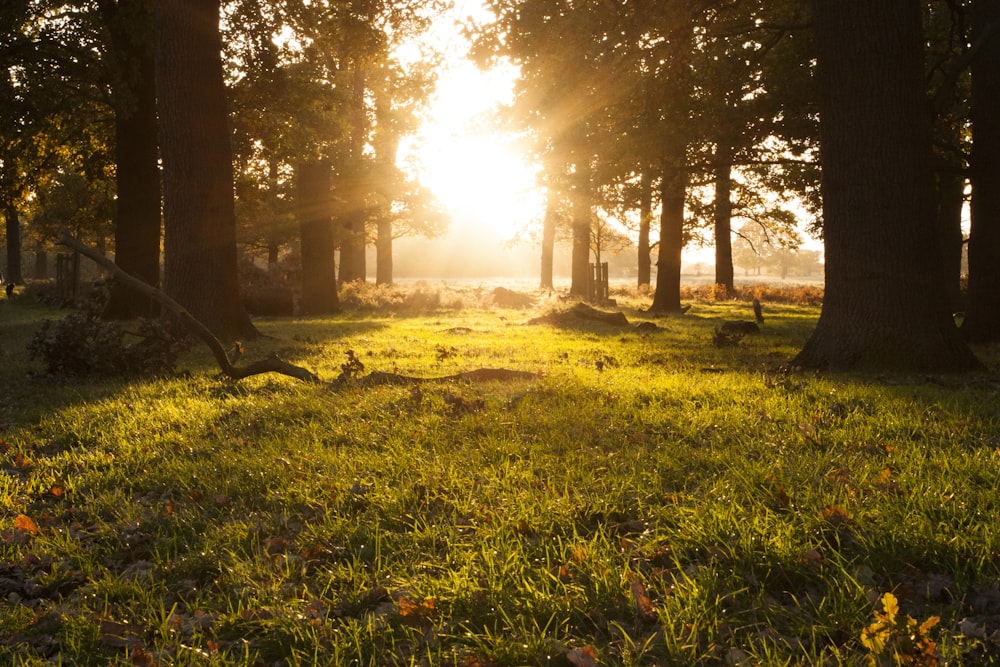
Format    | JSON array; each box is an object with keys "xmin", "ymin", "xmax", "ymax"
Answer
[{"xmin": 2, "ymin": 290, "xmax": 1000, "ymax": 664}]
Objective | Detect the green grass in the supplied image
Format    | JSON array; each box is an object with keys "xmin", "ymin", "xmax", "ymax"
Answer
[{"xmin": 1, "ymin": 288, "xmax": 999, "ymax": 665}]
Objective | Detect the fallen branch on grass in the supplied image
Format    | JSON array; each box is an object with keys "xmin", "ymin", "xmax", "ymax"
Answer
[
  {"xmin": 59, "ymin": 228, "xmax": 320, "ymax": 383},
  {"xmin": 342, "ymin": 368, "xmax": 539, "ymax": 388},
  {"xmin": 59, "ymin": 229, "xmax": 539, "ymax": 387}
]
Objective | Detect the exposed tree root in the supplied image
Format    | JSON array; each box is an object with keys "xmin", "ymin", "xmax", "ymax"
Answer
[{"xmin": 344, "ymin": 368, "xmax": 539, "ymax": 388}]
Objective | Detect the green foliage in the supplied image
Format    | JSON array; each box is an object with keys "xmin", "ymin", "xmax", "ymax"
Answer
[
  {"xmin": 1, "ymin": 290, "xmax": 999, "ymax": 665},
  {"xmin": 27, "ymin": 289, "xmax": 186, "ymax": 377}
]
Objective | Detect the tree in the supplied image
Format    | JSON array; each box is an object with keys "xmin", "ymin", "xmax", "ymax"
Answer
[
  {"xmin": 962, "ymin": 0, "xmax": 1000, "ymax": 342},
  {"xmin": 297, "ymin": 159, "xmax": 340, "ymax": 314},
  {"xmin": 97, "ymin": 0, "xmax": 162, "ymax": 319},
  {"xmin": 155, "ymin": 0, "xmax": 255, "ymax": 340},
  {"xmin": 793, "ymin": 0, "xmax": 978, "ymax": 371}
]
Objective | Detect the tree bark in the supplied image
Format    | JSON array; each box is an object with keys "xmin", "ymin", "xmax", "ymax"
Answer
[
  {"xmin": 375, "ymin": 216, "xmax": 392, "ymax": 286},
  {"xmin": 100, "ymin": 0, "xmax": 162, "ymax": 320},
  {"xmin": 4, "ymin": 205, "xmax": 22, "ymax": 284},
  {"xmin": 155, "ymin": 0, "xmax": 256, "ymax": 341},
  {"xmin": 569, "ymin": 159, "xmax": 591, "ymax": 298},
  {"xmin": 297, "ymin": 160, "xmax": 340, "ymax": 315},
  {"xmin": 648, "ymin": 149, "xmax": 686, "ymax": 313},
  {"xmin": 963, "ymin": 0, "xmax": 1000, "ymax": 342},
  {"xmin": 935, "ymin": 171, "xmax": 965, "ymax": 313},
  {"xmin": 637, "ymin": 167, "xmax": 652, "ymax": 288},
  {"xmin": 794, "ymin": 0, "xmax": 978, "ymax": 371},
  {"xmin": 338, "ymin": 62, "xmax": 368, "ymax": 283},
  {"xmin": 539, "ymin": 193, "xmax": 557, "ymax": 290},
  {"xmin": 713, "ymin": 142, "xmax": 735, "ymax": 297}
]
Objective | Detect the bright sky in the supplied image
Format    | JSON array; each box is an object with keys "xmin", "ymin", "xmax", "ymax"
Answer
[{"xmin": 397, "ymin": 2, "xmax": 545, "ymax": 243}]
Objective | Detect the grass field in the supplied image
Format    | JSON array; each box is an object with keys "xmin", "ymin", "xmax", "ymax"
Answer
[{"xmin": 1, "ymin": 283, "xmax": 999, "ymax": 666}]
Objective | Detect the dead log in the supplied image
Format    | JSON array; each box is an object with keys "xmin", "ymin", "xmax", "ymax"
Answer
[{"xmin": 58, "ymin": 228, "xmax": 320, "ymax": 383}]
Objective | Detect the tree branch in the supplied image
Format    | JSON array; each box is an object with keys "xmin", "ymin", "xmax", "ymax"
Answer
[{"xmin": 58, "ymin": 228, "xmax": 320, "ymax": 383}]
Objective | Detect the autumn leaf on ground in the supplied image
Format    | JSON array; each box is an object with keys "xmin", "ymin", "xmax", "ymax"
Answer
[
  {"xmin": 566, "ymin": 645, "xmax": 598, "ymax": 667},
  {"xmin": 15, "ymin": 514, "xmax": 39, "ymax": 535},
  {"xmin": 630, "ymin": 577, "xmax": 657, "ymax": 620},
  {"xmin": 821, "ymin": 504, "xmax": 852, "ymax": 527},
  {"xmin": 395, "ymin": 592, "xmax": 436, "ymax": 627}
]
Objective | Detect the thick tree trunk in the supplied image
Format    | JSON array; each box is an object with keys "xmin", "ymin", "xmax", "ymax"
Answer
[
  {"xmin": 155, "ymin": 0, "xmax": 256, "ymax": 341},
  {"xmin": 375, "ymin": 217, "xmax": 392, "ymax": 286},
  {"xmin": 795, "ymin": 0, "xmax": 978, "ymax": 371},
  {"xmin": 100, "ymin": 0, "xmax": 162, "ymax": 320},
  {"xmin": 33, "ymin": 243, "xmax": 47, "ymax": 279},
  {"xmin": 963, "ymin": 0, "xmax": 1000, "ymax": 343},
  {"xmin": 637, "ymin": 167, "xmax": 652, "ymax": 288},
  {"xmin": 297, "ymin": 160, "xmax": 340, "ymax": 315},
  {"xmin": 338, "ymin": 62, "xmax": 368, "ymax": 283},
  {"xmin": 935, "ymin": 171, "xmax": 965, "ymax": 313},
  {"xmin": 4, "ymin": 206, "xmax": 22, "ymax": 284},
  {"xmin": 713, "ymin": 143, "xmax": 735, "ymax": 297},
  {"xmin": 569, "ymin": 160, "xmax": 591, "ymax": 298},
  {"xmin": 539, "ymin": 194, "xmax": 556, "ymax": 290},
  {"xmin": 648, "ymin": 150, "xmax": 686, "ymax": 313}
]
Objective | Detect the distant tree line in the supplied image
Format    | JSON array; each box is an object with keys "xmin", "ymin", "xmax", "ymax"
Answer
[{"xmin": 2, "ymin": 0, "xmax": 997, "ymax": 370}]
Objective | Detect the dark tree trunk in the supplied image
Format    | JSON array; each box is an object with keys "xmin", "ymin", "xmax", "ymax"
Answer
[
  {"xmin": 963, "ymin": 0, "xmax": 1000, "ymax": 342},
  {"xmin": 713, "ymin": 142, "xmax": 735, "ymax": 297},
  {"xmin": 4, "ymin": 206, "xmax": 22, "ymax": 284},
  {"xmin": 935, "ymin": 171, "xmax": 965, "ymax": 313},
  {"xmin": 297, "ymin": 160, "xmax": 340, "ymax": 315},
  {"xmin": 794, "ymin": 0, "xmax": 978, "ymax": 371},
  {"xmin": 648, "ymin": 149, "xmax": 686, "ymax": 313},
  {"xmin": 375, "ymin": 217, "xmax": 392, "ymax": 286},
  {"xmin": 637, "ymin": 167, "xmax": 652, "ymax": 288},
  {"xmin": 338, "ymin": 62, "xmax": 367, "ymax": 283},
  {"xmin": 100, "ymin": 0, "xmax": 162, "ymax": 320},
  {"xmin": 539, "ymin": 193, "xmax": 556, "ymax": 290},
  {"xmin": 569, "ymin": 160, "xmax": 591, "ymax": 298},
  {"xmin": 155, "ymin": 0, "xmax": 256, "ymax": 341},
  {"xmin": 33, "ymin": 243, "xmax": 47, "ymax": 279}
]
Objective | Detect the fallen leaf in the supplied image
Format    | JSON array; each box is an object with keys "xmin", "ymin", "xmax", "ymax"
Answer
[
  {"xmin": 566, "ymin": 645, "xmax": 598, "ymax": 667},
  {"xmin": 14, "ymin": 514, "xmax": 39, "ymax": 535},
  {"xmin": 630, "ymin": 577, "xmax": 656, "ymax": 620}
]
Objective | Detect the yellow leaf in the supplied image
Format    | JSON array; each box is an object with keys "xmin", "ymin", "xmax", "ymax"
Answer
[{"xmin": 881, "ymin": 592, "xmax": 899, "ymax": 619}]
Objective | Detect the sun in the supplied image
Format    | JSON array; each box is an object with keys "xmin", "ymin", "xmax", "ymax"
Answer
[
  {"xmin": 398, "ymin": 41, "xmax": 545, "ymax": 242},
  {"xmin": 412, "ymin": 129, "xmax": 543, "ymax": 241}
]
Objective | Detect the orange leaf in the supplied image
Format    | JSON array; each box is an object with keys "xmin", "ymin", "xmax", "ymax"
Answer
[
  {"xmin": 51, "ymin": 485, "xmax": 65, "ymax": 497},
  {"xmin": 567, "ymin": 645, "xmax": 598, "ymax": 667},
  {"xmin": 630, "ymin": 577, "xmax": 656, "ymax": 620},
  {"xmin": 14, "ymin": 514, "xmax": 38, "ymax": 535}
]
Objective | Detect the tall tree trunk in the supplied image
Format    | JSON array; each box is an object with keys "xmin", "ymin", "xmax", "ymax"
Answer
[
  {"xmin": 297, "ymin": 160, "xmax": 340, "ymax": 314},
  {"xmin": 4, "ymin": 205, "xmax": 22, "ymax": 284},
  {"xmin": 935, "ymin": 171, "xmax": 965, "ymax": 313},
  {"xmin": 963, "ymin": 0, "xmax": 1000, "ymax": 342},
  {"xmin": 539, "ymin": 191, "xmax": 557, "ymax": 290},
  {"xmin": 33, "ymin": 242, "xmax": 47, "ymax": 279},
  {"xmin": 794, "ymin": 0, "xmax": 978, "ymax": 371},
  {"xmin": 713, "ymin": 142, "xmax": 735, "ymax": 296},
  {"xmin": 637, "ymin": 167, "xmax": 652, "ymax": 288},
  {"xmin": 338, "ymin": 62, "xmax": 368, "ymax": 283},
  {"xmin": 100, "ymin": 0, "xmax": 162, "ymax": 320},
  {"xmin": 649, "ymin": 150, "xmax": 686, "ymax": 313},
  {"xmin": 569, "ymin": 159, "xmax": 591, "ymax": 298},
  {"xmin": 375, "ymin": 217, "xmax": 392, "ymax": 286},
  {"xmin": 155, "ymin": 0, "xmax": 256, "ymax": 341}
]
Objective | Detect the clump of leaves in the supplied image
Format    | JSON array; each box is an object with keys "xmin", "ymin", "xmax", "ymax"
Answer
[
  {"xmin": 27, "ymin": 291, "xmax": 186, "ymax": 376},
  {"xmin": 861, "ymin": 592, "xmax": 940, "ymax": 666}
]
